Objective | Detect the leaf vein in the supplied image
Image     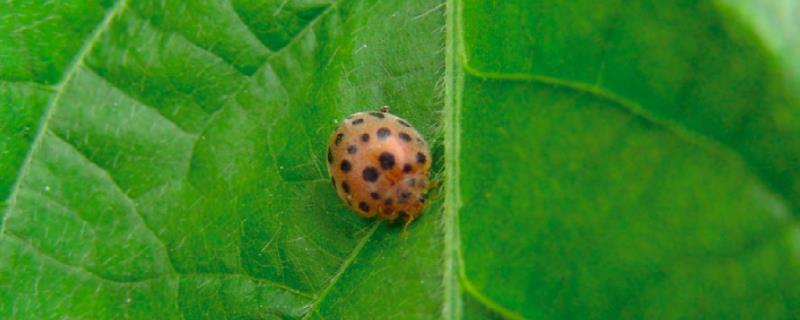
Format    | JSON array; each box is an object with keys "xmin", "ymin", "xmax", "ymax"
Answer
[
  {"xmin": 443, "ymin": 0, "xmax": 464, "ymax": 318},
  {"xmin": 88, "ymin": 67, "xmax": 198, "ymax": 138},
  {"xmin": 6, "ymin": 232, "xmax": 312, "ymax": 300},
  {"xmin": 258, "ymin": 0, "xmax": 344, "ymax": 70},
  {"xmin": 459, "ymin": 61, "xmax": 764, "ymax": 189},
  {"xmin": 459, "ymin": 275, "xmax": 524, "ymax": 320},
  {"xmin": 301, "ymin": 222, "xmax": 380, "ymax": 319},
  {"xmin": 47, "ymin": 131, "xmax": 177, "ymax": 274},
  {"xmin": 225, "ymin": 0, "xmax": 274, "ymax": 56},
  {"xmin": 6, "ymin": 232, "xmax": 167, "ymax": 284},
  {"xmin": 0, "ymin": 0, "xmax": 130, "ymax": 240},
  {"xmin": 18, "ymin": 188, "xmax": 96, "ymax": 234}
]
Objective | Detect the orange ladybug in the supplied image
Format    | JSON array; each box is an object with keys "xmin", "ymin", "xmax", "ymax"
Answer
[{"xmin": 327, "ymin": 106, "xmax": 431, "ymax": 223}]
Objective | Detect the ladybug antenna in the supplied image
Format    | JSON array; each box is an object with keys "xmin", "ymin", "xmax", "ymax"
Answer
[{"xmin": 380, "ymin": 105, "xmax": 390, "ymax": 113}]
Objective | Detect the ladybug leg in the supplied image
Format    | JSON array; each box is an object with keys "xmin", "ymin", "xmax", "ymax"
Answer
[
  {"xmin": 401, "ymin": 213, "xmax": 415, "ymax": 237},
  {"xmin": 428, "ymin": 178, "xmax": 442, "ymax": 190}
]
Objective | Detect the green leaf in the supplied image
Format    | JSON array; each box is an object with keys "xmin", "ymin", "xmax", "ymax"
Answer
[
  {"xmin": 449, "ymin": 0, "xmax": 800, "ymax": 318},
  {"xmin": 1, "ymin": 0, "xmax": 799, "ymax": 319},
  {"xmin": 1, "ymin": 0, "xmax": 445, "ymax": 318}
]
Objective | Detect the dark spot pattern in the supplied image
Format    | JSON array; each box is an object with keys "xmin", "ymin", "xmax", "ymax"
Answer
[
  {"xmin": 342, "ymin": 181, "xmax": 350, "ymax": 194},
  {"xmin": 379, "ymin": 152, "xmax": 395, "ymax": 170},
  {"xmin": 400, "ymin": 191, "xmax": 411, "ymax": 203},
  {"xmin": 362, "ymin": 167, "xmax": 379, "ymax": 182},
  {"xmin": 335, "ymin": 133, "xmax": 344, "ymax": 145},
  {"xmin": 340, "ymin": 160, "xmax": 352, "ymax": 172},
  {"xmin": 416, "ymin": 152, "xmax": 427, "ymax": 164},
  {"xmin": 377, "ymin": 127, "xmax": 391, "ymax": 140},
  {"xmin": 329, "ymin": 112, "xmax": 430, "ymax": 221}
]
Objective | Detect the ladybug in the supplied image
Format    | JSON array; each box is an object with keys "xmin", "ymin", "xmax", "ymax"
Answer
[{"xmin": 327, "ymin": 106, "xmax": 431, "ymax": 223}]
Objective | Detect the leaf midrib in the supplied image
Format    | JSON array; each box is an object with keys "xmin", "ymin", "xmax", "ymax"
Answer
[
  {"xmin": 0, "ymin": 0, "xmax": 130, "ymax": 239},
  {"xmin": 442, "ymin": 0, "xmax": 462, "ymax": 319}
]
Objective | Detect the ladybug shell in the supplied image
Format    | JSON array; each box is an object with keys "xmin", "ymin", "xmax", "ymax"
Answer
[{"xmin": 327, "ymin": 111, "xmax": 431, "ymax": 222}]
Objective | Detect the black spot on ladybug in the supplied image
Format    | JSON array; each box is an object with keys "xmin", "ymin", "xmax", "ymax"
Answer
[
  {"xmin": 399, "ymin": 210, "xmax": 408, "ymax": 217},
  {"xmin": 379, "ymin": 152, "xmax": 395, "ymax": 170},
  {"xmin": 327, "ymin": 149, "xmax": 333, "ymax": 163},
  {"xmin": 361, "ymin": 133, "xmax": 370, "ymax": 143},
  {"xmin": 384, "ymin": 198, "xmax": 393, "ymax": 206},
  {"xmin": 398, "ymin": 132, "xmax": 412, "ymax": 142},
  {"xmin": 398, "ymin": 119, "xmax": 411, "ymax": 127},
  {"xmin": 403, "ymin": 164, "xmax": 413, "ymax": 173},
  {"xmin": 369, "ymin": 112, "xmax": 385, "ymax": 119},
  {"xmin": 362, "ymin": 166, "xmax": 379, "ymax": 182},
  {"xmin": 335, "ymin": 133, "xmax": 344, "ymax": 145},
  {"xmin": 342, "ymin": 181, "xmax": 350, "ymax": 194},
  {"xmin": 340, "ymin": 160, "xmax": 352, "ymax": 172},
  {"xmin": 399, "ymin": 191, "xmax": 412, "ymax": 203},
  {"xmin": 359, "ymin": 202, "xmax": 370, "ymax": 212},
  {"xmin": 416, "ymin": 152, "xmax": 427, "ymax": 165},
  {"xmin": 377, "ymin": 127, "xmax": 391, "ymax": 140},
  {"xmin": 347, "ymin": 145, "xmax": 357, "ymax": 155},
  {"xmin": 352, "ymin": 118, "xmax": 364, "ymax": 125},
  {"xmin": 419, "ymin": 195, "xmax": 426, "ymax": 203},
  {"xmin": 370, "ymin": 192, "xmax": 380, "ymax": 200}
]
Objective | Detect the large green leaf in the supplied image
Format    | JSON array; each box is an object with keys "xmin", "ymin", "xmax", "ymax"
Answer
[
  {"xmin": 1, "ymin": 0, "xmax": 799, "ymax": 319},
  {"xmin": 1, "ymin": 0, "xmax": 444, "ymax": 318},
  {"xmin": 449, "ymin": 0, "xmax": 800, "ymax": 318}
]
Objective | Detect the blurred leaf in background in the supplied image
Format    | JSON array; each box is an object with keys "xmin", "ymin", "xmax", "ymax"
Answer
[{"xmin": 1, "ymin": 0, "xmax": 798, "ymax": 319}]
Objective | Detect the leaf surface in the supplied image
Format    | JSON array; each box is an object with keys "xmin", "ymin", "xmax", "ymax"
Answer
[
  {"xmin": 449, "ymin": 0, "xmax": 800, "ymax": 318},
  {"xmin": 2, "ymin": 0, "xmax": 799, "ymax": 319},
  {"xmin": 1, "ymin": 0, "xmax": 445, "ymax": 318}
]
